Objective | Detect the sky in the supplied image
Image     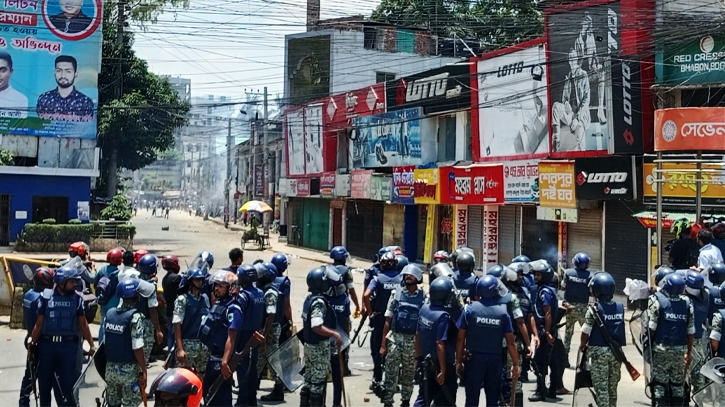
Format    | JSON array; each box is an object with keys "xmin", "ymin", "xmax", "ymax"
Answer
[{"xmin": 132, "ymin": 0, "xmax": 381, "ymax": 102}]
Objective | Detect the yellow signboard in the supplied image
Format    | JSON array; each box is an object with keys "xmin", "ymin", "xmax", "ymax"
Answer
[
  {"xmin": 643, "ymin": 162, "xmax": 725, "ymax": 206},
  {"xmin": 413, "ymin": 169, "xmax": 440, "ymax": 204},
  {"xmin": 539, "ymin": 161, "xmax": 576, "ymax": 209},
  {"xmin": 423, "ymin": 204, "xmax": 435, "ymax": 263}
]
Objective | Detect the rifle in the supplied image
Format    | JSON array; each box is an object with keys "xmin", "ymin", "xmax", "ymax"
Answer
[
  {"xmin": 350, "ymin": 313, "xmax": 368, "ymax": 347},
  {"xmin": 424, "ymin": 354, "xmax": 457, "ymax": 407},
  {"xmin": 164, "ymin": 344, "xmax": 176, "ymax": 370},
  {"xmin": 28, "ymin": 355, "xmax": 38, "ymax": 407},
  {"xmin": 205, "ymin": 332, "xmax": 264, "ymax": 403},
  {"xmin": 590, "ymin": 304, "xmax": 640, "ymax": 381}
]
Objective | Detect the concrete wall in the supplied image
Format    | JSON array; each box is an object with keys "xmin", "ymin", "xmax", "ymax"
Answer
[{"xmin": 0, "ymin": 174, "xmax": 90, "ymax": 241}]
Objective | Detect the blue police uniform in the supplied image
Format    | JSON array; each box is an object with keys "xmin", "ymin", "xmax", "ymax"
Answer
[
  {"xmin": 688, "ymin": 293, "xmax": 709, "ymax": 340},
  {"xmin": 368, "ymin": 270, "xmax": 402, "ymax": 383},
  {"xmin": 273, "ymin": 275, "xmax": 292, "ymax": 344},
  {"xmin": 522, "ymin": 274, "xmax": 536, "ymax": 288},
  {"xmin": 200, "ymin": 296, "xmax": 243, "ymax": 407},
  {"xmin": 36, "ymin": 288, "xmax": 85, "ymax": 407},
  {"xmin": 104, "ymin": 308, "xmax": 140, "ymax": 363},
  {"xmin": 326, "ymin": 289, "xmax": 350, "ymax": 407},
  {"xmin": 457, "ymin": 299, "xmax": 513, "ymax": 407},
  {"xmin": 181, "ymin": 292, "xmax": 210, "ymax": 339},
  {"xmin": 718, "ymin": 309, "xmax": 725, "ymax": 357},
  {"xmin": 235, "ymin": 284, "xmax": 265, "ymax": 406},
  {"xmin": 413, "ymin": 303, "xmax": 457, "ymax": 407},
  {"xmin": 588, "ymin": 302, "xmax": 626, "ymax": 347},
  {"xmin": 532, "ymin": 284, "xmax": 560, "ymax": 397},
  {"xmin": 653, "ymin": 292, "xmax": 689, "ymax": 346},
  {"xmin": 455, "ymin": 272, "xmax": 477, "ymax": 301},
  {"xmin": 563, "ymin": 269, "xmax": 591, "ymax": 304},
  {"xmin": 708, "ymin": 285, "xmax": 724, "ymax": 324}
]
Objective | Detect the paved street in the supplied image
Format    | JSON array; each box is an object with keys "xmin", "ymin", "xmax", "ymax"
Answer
[{"xmin": 0, "ymin": 209, "xmax": 652, "ymax": 406}]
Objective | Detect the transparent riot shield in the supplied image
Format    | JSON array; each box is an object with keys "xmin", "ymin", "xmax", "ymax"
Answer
[
  {"xmin": 692, "ymin": 383, "xmax": 725, "ymax": 407},
  {"xmin": 630, "ymin": 309, "xmax": 652, "ymax": 399},
  {"xmin": 572, "ymin": 349, "xmax": 598, "ymax": 407},
  {"xmin": 73, "ymin": 344, "xmax": 106, "ymax": 407},
  {"xmin": 268, "ymin": 334, "xmax": 305, "ymax": 392}
]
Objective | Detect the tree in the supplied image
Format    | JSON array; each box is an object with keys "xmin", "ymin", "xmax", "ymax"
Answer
[
  {"xmin": 370, "ymin": 0, "xmax": 543, "ymax": 52},
  {"xmin": 100, "ymin": 194, "xmax": 133, "ymax": 220},
  {"xmin": 97, "ymin": 1, "xmax": 190, "ymax": 198},
  {"xmin": 0, "ymin": 149, "xmax": 13, "ymax": 166}
]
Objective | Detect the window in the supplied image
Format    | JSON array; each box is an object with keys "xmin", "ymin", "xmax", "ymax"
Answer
[
  {"xmin": 207, "ymin": 118, "xmax": 212, "ymax": 126},
  {"xmin": 376, "ymin": 72, "xmax": 395, "ymax": 83},
  {"xmin": 207, "ymin": 107, "xmax": 212, "ymax": 114},
  {"xmin": 32, "ymin": 196, "xmax": 69, "ymax": 224},
  {"xmin": 208, "ymin": 95, "xmax": 214, "ymax": 100},
  {"xmin": 437, "ymin": 115, "xmax": 457, "ymax": 162}
]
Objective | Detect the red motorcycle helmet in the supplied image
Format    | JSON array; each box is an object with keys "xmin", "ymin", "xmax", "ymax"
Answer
[
  {"xmin": 33, "ymin": 267, "xmax": 54, "ymax": 289},
  {"xmin": 134, "ymin": 249, "xmax": 149, "ymax": 264},
  {"xmin": 69, "ymin": 241, "xmax": 88, "ymax": 257},
  {"xmin": 106, "ymin": 248, "xmax": 124, "ymax": 266},
  {"xmin": 150, "ymin": 368, "xmax": 203, "ymax": 407},
  {"xmin": 161, "ymin": 255, "xmax": 180, "ymax": 273}
]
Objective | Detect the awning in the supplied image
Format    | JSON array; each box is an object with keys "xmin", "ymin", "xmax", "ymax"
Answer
[{"xmin": 632, "ymin": 211, "xmax": 725, "ymax": 228}]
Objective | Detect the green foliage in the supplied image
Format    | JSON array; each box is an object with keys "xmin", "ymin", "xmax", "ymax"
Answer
[
  {"xmin": 18, "ymin": 223, "xmax": 136, "ymax": 244},
  {"xmin": 41, "ymin": 218, "xmax": 57, "ymax": 224},
  {"xmin": 0, "ymin": 148, "xmax": 12, "ymax": 165},
  {"xmin": 100, "ymin": 195, "xmax": 133, "ymax": 220},
  {"xmin": 68, "ymin": 219, "xmax": 82, "ymax": 224},
  {"xmin": 370, "ymin": 0, "xmax": 543, "ymax": 52},
  {"xmin": 117, "ymin": 224, "xmax": 137, "ymax": 240}
]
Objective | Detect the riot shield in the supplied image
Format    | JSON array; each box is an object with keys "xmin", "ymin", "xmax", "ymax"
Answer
[
  {"xmin": 189, "ymin": 254, "xmax": 212, "ymax": 275},
  {"xmin": 572, "ymin": 350, "xmax": 598, "ymax": 407},
  {"xmin": 267, "ymin": 334, "xmax": 305, "ymax": 391},
  {"xmin": 73, "ymin": 345, "xmax": 106, "ymax": 407},
  {"xmin": 630, "ymin": 309, "xmax": 652, "ymax": 399},
  {"xmin": 693, "ymin": 359, "xmax": 725, "ymax": 407}
]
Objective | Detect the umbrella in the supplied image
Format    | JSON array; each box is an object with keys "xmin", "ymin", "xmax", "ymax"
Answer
[{"xmin": 239, "ymin": 200, "xmax": 272, "ymax": 212}]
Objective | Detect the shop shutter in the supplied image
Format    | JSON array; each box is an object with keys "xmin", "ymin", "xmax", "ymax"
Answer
[
  {"xmin": 521, "ymin": 206, "xmax": 559, "ymax": 267},
  {"xmin": 303, "ymin": 199, "xmax": 331, "ymax": 251},
  {"xmin": 660, "ymin": 228, "xmax": 679, "ymax": 269},
  {"xmin": 605, "ymin": 199, "xmax": 648, "ymax": 292},
  {"xmin": 383, "ymin": 204, "xmax": 405, "ymax": 248},
  {"xmin": 468, "ymin": 206, "xmax": 483, "ymax": 267},
  {"xmin": 346, "ymin": 200, "xmax": 384, "ymax": 259},
  {"xmin": 498, "ymin": 205, "xmax": 517, "ymax": 265},
  {"xmin": 567, "ymin": 207, "xmax": 603, "ymax": 270}
]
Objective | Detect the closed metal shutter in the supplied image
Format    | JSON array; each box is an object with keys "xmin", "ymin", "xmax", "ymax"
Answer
[
  {"xmin": 605, "ymin": 200, "xmax": 648, "ymax": 291},
  {"xmin": 346, "ymin": 200, "xmax": 384, "ymax": 259},
  {"xmin": 567, "ymin": 207, "xmax": 603, "ymax": 270},
  {"xmin": 383, "ymin": 204, "xmax": 405, "ymax": 248},
  {"xmin": 468, "ymin": 206, "xmax": 483, "ymax": 267},
  {"xmin": 660, "ymin": 229, "xmax": 679, "ymax": 269},
  {"xmin": 521, "ymin": 206, "xmax": 559, "ymax": 267},
  {"xmin": 498, "ymin": 205, "xmax": 518, "ymax": 265}
]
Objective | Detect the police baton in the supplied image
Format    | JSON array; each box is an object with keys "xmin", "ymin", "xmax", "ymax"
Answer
[{"xmin": 337, "ymin": 344, "xmax": 348, "ymax": 407}]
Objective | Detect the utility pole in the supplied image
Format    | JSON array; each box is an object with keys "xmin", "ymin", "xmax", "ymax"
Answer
[
  {"xmin": 107, "ymin": 0, "xmax": 125, "ymax": 197},
  {"xmin": 224, "ymin": 117, "xmax": 232, "ymax": 228},
  {"xmin": 263, "ymin": 87, "xmax": 271, "ymax": 235}
]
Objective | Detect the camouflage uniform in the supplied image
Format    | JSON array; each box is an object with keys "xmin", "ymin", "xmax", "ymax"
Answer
[
  {"xmin": 257, "ymin": 287, "xmax": 282, "ymax": 384},
  {"xmin": 503, "ymin": 295, "xmax": 524, "ymax": 395},
  {"xmin": 382, "ymin": 288, "xmax": 424, "ymax": 405},
  {"xmin": 172, "ymin": 293, "xmax": 211, "ymax": 375},
  {"xmin": 140, "ymin": 275, "xmax": 159, "ymax": 364},
  {"xmin": 648, "ymin": 293, "xmax": 695, "ymax": 399},
  {"xmin": 581, "ymin": 303, "xmax": 621, "ymax": 407},
  {"xmin": 563, "ymin": 302, "xmax": 588, "ymax": 357},
  {"xmin": 304, "ymin": 299, "xmax": 331, "ymax": 394},
  {"xmin": 688, "ymin": 339, "xmax": 708, "ymax": 394},
  {"xmin": 105, "ymin": 304, "xmax": 145, "ymax": 407}
]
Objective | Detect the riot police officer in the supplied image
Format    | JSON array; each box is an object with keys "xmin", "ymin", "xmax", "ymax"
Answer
[
  {"xmin": 432, "ymin": 250, "xmax": 449, "ymax": 265},
  {"xmin": 653, "ymin": 265, "xmax": 675, "ymax": 289},
  {"xmin": 330, "ymin": 246, "xmax": 361, "ymax": 317},
  {"xmin": 236, "ymin": 264, "xmax": 265, "ymax": 407},
  {"xmin": 137, "ymin": 254, "xmax": 164, "ymax": 362},
  {"xmin": 454, "ymin": 252, "xmax": 477, "ymax": 301},
  {"xmin": 456, "ymin": 276, "xmax": 519, "ymax": 407},
  {"xmin": 173, "ymin": 268, "xmax": 211, "ymax": 377},
  {"xmin": 28, "ymin": 265, "xmax": 96, "ymax": 407},
  {"xmin": 96, "ymin": 248, "xmax": 123, "ymax": 343},
  {"xmin": 579, "ymin": 272, "xmax": 625, "ymax": 407},
  {"xmin": 413, "ymin": 276, "xmax": 458, "ymax": 407},
  {"xmin": 709, "ymin": 284, "xmax": 725, "ymax": 358},
  {"xmin": 508, "ymin": 261, "xmax": 536, "ymax": 383},
  {"xmin": 324, "ymin": 264, "xmax": 352, "ymax": 407},
  {"xmin": 528, "ymin": 260, "xmax": 559, "ymax": 402},
  {"xmin": 365, "ymin": 247, "xmax": 397, "ymax": 290},
  {"xmin": 199, "ymin": 270, "xmax": 243, "ymax": 406},
  {"xmin": 511, "ymin": 255, "xmax": 534, "ymax": 288},
  {"xmin": 380, "ymin": 264, "xmax": 425, "ymax": 407},
  {"xmin": 104, "ymin": 278, "xmax": 151, "ymax": 407},
  {"xmin": 302, "ymin": 267, "xmax": 343, "ymax": 407},
  {"xmin": 271, "ymin": 253, "xmax": 293, "ymax": 344},
  {"xmin": 363, "ymin": 251, "xmax": 401, "ymax": 391},
  {"xmin": 708, "ymin": 263, "xmax": 725, "ymax": 326},
  {"xmin": 648, "ymin": 273, "xmax": 694, "ymax": 407},
  {"xmin": 257, "ymin": 263, "xmax": 286, "ymax": 403},
  {"xmin": 683, "ymin": 270, "xmax": 710, "ymax": 396},
  {"xmin": 19, "ymin": 267, "xmax": 59, "ymax": 407},
  {"xmin": 450, "ymin": 247, "xmax": 473, "ymax": 274},
  {"xmin": 561, "ymin": 252, "xmax": 592, "ymax": 366}
]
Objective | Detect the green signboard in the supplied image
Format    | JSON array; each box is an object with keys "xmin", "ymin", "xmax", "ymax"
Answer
[
  {"xmin": 657, "ymin": 35, "xmax": 725, "ymax": 86},
  {"xmin": 370, "ymin": 175, "xmax": 392, "ymax": 201}
]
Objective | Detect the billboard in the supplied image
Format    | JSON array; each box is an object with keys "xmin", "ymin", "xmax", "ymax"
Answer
[
  {"xmin": 657, "ymin": 35, "xmax": 725, "ymax": 86},
  {"xmin": 654, "ymin": 107, "xmax": 725, "ymax": 151},
  {"xmin": 285, "ymin": 104, "xmax": 327, "ymax": 177},
  {"xmin": 474, "ymin": 41, "xmax": 549, "ymax": 161},
  {"xmin": 386, "ymin": 65, "xmax": 471, "ymax": 115},
  {"xmin": 286, "ymin": 108, "xmax": 305, "ymax": 176},
  {"xmin": 304, "ymin": 104, "xmax": 324, "ymax": 174},
  {"xmin": 392, "ymin": 165, "xmax": 415, "ymax": 204},
  {"xmin": 0, "ymin": 0, "xmax": 102, "ymax": 139},
  {"xmin": 325, "ymin": 84, "xmax": 385, "ymax": 130},
  {"xmin": 539, "ymin": 160, "xmax": 576, "ymax": 208},
  {"xmin": 351, "ymin": 108, "xmax": 421, "ymax": 168},
  {"xmin": 547, "ymin": 2, "xmax": 617, "ymax": 155},
  {"xmin": 439, "ymin": 164, "xmax": 505, "ymax": 205},
  {"xmin": 286, "ymin": 35, "xmax": 331, "ymax": 106},
  {"xmin": 574, "ymin": 156, "xmax": 635, "ymax": 200},
  {"xmin": 503, "ymin": 159, "xmax": 540, "ymax": 203}
]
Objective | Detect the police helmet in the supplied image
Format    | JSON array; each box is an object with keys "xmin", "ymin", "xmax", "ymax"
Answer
[
  {"xmin": 330, "ymin": 246, "xmax": 349, "ymax": 262},
  {"xmin": 430, "ymin": 263, "xmax": 455, "ymax": 279},
  {"xmin": 199, "ymin": 251, "xmax": 215, "ymax": 269},
  {"xmin": 456, "ymin": 252, "xmax": 475, "ymax": 273},
  {"xmin": 54, "ymin": 265, "xmax": 81, "ymax": 285},
  {"xmin": 161, "ymin": 255, "xmax": 180, "ymax": 273},
  {"xmin": 253, "ymin": 262, "xmax": 268, "ymax": 279},
  {"xmin": 138, "ymin": 254, "xmax": 158, "ymax": 276},
  {"xmin": 433, "ymin": 251, "xmax": 450, "ymax": 264},
  {"xmin": 530, "ymin": 259, "xmax": 553, "ymax": 284},
  {"xmin": 209, "ymin": 270, "xmax": 237, "ymax": 288},
  {"xmin": 271, "ymin": 253, "xmax": 288, "ymax": 273},
  {"xmin": 263, "ymin": 262, "xmax": 278, "ymax": 276},
  {"xmin": 450, "ymin": 246, "xmax": 473, "ymax": 264},
  {"xmin": 487, "ymin": 264, "xmax": 505, "ymax": 279},
  {"xmin": 429, "ymin": 276, "xmax": 454, "ymax": 306},
  {"xmin": 685, "ymin": 270, "xmax": 705, "ymax": 298},
  {"xmin": 654, "ymin": 265, "xmax": 675, "ymax": 287},
  {"xmin": 238, "ymin": 264, "xmax": 258, "ymax": 283},
  {"xmin": 662, "ymin": 273, "xmax": 686, "ymax": 296},
  {"xmin": 591, "ymin": 272, "xmax": 616, "ymax": 302},
  {"xmin": 107, "ymin": 248, "xmax": 124, "ymax": 266},
  {"xmin": 380, "ymin": 252, "xmax": 398, "ymax": 271},
  {"xmin": 509, "ymin": 262, "xmax": 531, "ymax": 275},
  {"xmin": 396, "ymin": 255, "xmax": 410, "ymax": 272},
  {"xmin": 512, "ymin": 255, "xmax": 531, "ymax": 263},
  {"xmin": 33, "ymin": 267, "xmax": 54, "ymax": 290},
  {"xmin": 548, "ymin": 270, "xmax": 560, "ymax": 288},
  {"xmin": 150, "ymin": 368, "xmax": 203, "ymax": 407},
  {"xmin": 186, "ymin": 268, "xmax": 205, "ymax": 280},
  {"xmin": 710, "ymin": 263, "xmax": 725, "ymax": 286},
  {"xmin": 401, "ymin": 264, "xmax": 423, "ymax": 284},
  {"xmin": 476, "ymin": 275, "xmax": 500, "ymax": 299},
  {"xmin": 307, "ymin": 266, "xmax": 331, "ymax": 295},
  {"xmin": 117, "ymin": 278, "xmax": 141, "ymax": 299},
  {"xmin": 258, "ymin": 264, "xmax": 278, "ymax": 288},
  {"xmin": 488, "ymin": 264, "xmax": 517, "ymax": 283},
  {"xmin": 573, "ymin": 252, "xmax": 590, "ymax": 271}
]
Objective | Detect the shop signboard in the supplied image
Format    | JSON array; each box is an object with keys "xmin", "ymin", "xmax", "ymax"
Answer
[
  {"xmin": 657, "ymin": 35, "xmax": 725, "ymax": 86},
  {"xmin": 386, "ymin": 65, "xmax": 471, "ymax": 115},
  {"xmin": 643, "ymin": 158, "xmax": 725, "ymax": 206},
  {"xmin": 539, "ymin": 161, "xmax": 576, "ymax": 208},
  {"xmin": 574, "ymin": 156, "xmax": 635, "ymax": 200},
  {"xmin": 439, "ymin": 164, "xmax": 505, "ymax": 205},
  {"xmin": 351, "ymin": 170, "xmax": 372, "ymax": 199},
  {"xmin": 484, "ymin": 206, "xmax": 499, "ymax": 268},
  {"xmin": 392, "ymin": 165, "xmax": 415, "ymax": 204},
  {"xmin": 254, "ymin": 164, "xmax": 265, "ymax": 197},
  {"xmin": 537, "ymin": 207, "xmax": 579, "ymax": 223},
  {"xmin": 413, "ymin": 168, "xmax": 439, "ymax": 204},
  {"xmin": 503, "ymin": 159, "xmax": 540, "ymax": 203},
  {"xmin": 351, "ymin": 108, "xmax": 422, "ymax": 168},
  {"xmin": 326, "ymin": 84, "xmax": 386, "ymax": 130},
  {"xmin": 655, "ymin": 107, "xmax": 725, "ymax": 151},
  {"xmin": 320, "ymin": 172, "xmax": 336, "ymax": 198},
  {"xmin": 370, "ymin": 175, "xmax": 392, "ymax": 201},
  {"xmin": 336, "ymin": 174, "xmax": 350, "ymax": 197},
  {"xmin": 287, "ymin": 178, "xmax": 311, "ymax": 197},
  {"xmin": 454, "ymin": 205, "xmax": 468, "ymax": 249}
]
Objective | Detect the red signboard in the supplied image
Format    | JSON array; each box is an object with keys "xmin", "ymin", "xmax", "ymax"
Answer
[
  {"xmin": 654, "ymin": 107, "xmax": 725, "ymax": 152},
  {"xmin": 296, "ymin": 178, "xmax": 311, "ymax": 197},
  {"xmin": 325, "ymin": 83, "xmax": 386, "ymax": 129},
  {"xmin": 351, "ymin": 170, "xmax": 373, "ymax": 199},
  {"xmin": 439, "ymin": 164, "xmax": 505, "ymax": 205},
  {"xmin": 320, "ymin": 172, "xmax": 336, "ymax": 198}
]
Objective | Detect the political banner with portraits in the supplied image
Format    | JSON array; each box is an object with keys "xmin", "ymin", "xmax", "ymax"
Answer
[{"xmin": 0, "ymin": 0, "xmax": 102, "ymax": 139}]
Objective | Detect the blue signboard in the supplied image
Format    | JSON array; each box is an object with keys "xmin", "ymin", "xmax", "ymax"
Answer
[
  {"xmin": 0, "ymin": 0, "xmax": 102, "ymax": 139},
  {"xmin": 352, "ymin": 107, "xmax": 422, "ymax": 168}
]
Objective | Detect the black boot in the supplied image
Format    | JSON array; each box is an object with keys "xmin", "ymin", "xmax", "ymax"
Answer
[
  {"xmin": 528, "ymin": 377, "xmax": 547, "ymax": 402},
  {"xmin": 309, "ymin": 392, "xmax": 324, "ymax": 407},
  {"xmin": 300, "ymin": 386, "xmax": 311, "ymax": 407},
  {"xmin": 514, "ymin": 392, "xmax": 524, "ymax": 407},
  {"xmin": 400, "ymin": 400, "xmax": 410, "ymax": 407},
  {"xmin": 260, "ymin": 383, "xmax": 285, "ymax": 402},
  {"xmin": 671, "ymin": 397, "xmax": 686, "ymax": 407}
]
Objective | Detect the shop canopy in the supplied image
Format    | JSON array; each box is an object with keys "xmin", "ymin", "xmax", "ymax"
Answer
[{"xmin": 633, "ymin": 211, "xmax": 725, "ymax": 229}]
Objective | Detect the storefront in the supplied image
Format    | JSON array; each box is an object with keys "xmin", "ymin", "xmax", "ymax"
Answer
[
  {"xmin": 499, "ymin": 160, "xmax": 541, "ymax": 265},
  {"xmin": 346, "ymin": 170, "xmax": 385, "ymax": 258},
  {"xmin": 285, "ymin": 178, "xmax": 331, "ymax": 251},
  {"xmin": 414, "ymin": 168, "xmax": 440, "ymax": 263},
  {"xmin": 392, "ymin": 166, "xmax": 418, "ymax": 258}
]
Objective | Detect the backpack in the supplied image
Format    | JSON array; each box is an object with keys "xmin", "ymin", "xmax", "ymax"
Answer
[{"xmin": 96, "ymin": 269, "xmax": 119, "ymax": 306}]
